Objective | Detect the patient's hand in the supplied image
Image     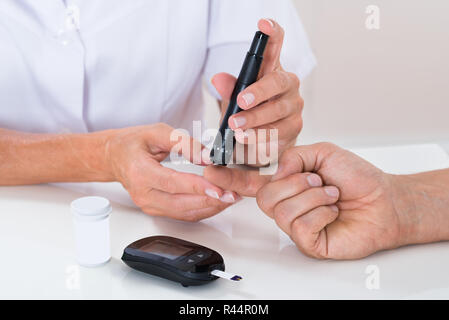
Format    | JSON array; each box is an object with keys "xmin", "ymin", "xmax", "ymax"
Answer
[{"xmin": 205, "ymin": 143, "xmax": 449, "ymax": 259}]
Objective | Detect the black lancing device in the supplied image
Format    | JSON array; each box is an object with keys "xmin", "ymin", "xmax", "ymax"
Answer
[{"xmin": 210, "ymin": 31, "xmax": 269, "ymax": 165}]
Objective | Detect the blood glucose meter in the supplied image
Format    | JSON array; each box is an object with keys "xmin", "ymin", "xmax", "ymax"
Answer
[{"xmin": 122, "ymin": 236, "xmax": 242, "ymax": 287}]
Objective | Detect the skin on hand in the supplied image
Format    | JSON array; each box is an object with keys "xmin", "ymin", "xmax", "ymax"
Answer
[
  {"xmin": 104, "ymin": 123, "xmax": 239, "ymax": 222},
  {"xmin": 205, "ymin": 143, "xmax": 449, "ymax": 260},
  {"xmin": 211, "ymin": 19, "xmax": 303, "ymax": 165}
]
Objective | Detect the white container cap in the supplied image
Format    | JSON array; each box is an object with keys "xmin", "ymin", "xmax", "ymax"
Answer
[{"xmin": 71, "ymin": 196, "xmax": 112, "ymax": 221}]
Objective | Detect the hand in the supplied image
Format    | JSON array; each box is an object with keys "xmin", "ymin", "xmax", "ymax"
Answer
[
  {"xmin": 205, "ymin": 143, "xmax": 433, "ymax": 259},
  {"xmin": 105, "ymin": 123, "xmax": 239, "ymax": 222},
  {"xmin": 211, "ymin": 19, "xmax": 303, "ymax": 165}
]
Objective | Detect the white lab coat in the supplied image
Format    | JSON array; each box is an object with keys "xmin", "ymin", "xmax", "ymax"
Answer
[{"xmin": 0, "ymin": 0, "xmax": 316, "ymax": 134}]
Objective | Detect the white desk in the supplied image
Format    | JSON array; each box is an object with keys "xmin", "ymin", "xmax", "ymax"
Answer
[{"xmin": 1, "ymin": 144, "xmax": 449, "ymax": 299}]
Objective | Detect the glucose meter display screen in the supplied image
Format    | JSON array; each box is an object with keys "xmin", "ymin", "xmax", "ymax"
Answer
[{"xmin": 140, "ymin": 240, "xmax": 191, "ymax": 260}]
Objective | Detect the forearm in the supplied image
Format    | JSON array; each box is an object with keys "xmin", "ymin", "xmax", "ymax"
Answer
[
  {"xmin": 392, "ymin": 168, "xmax": 449, "ymax": 245},
  {"xmin": 0, "ymin": 128, "xmax": 115, "ymax": 185}
]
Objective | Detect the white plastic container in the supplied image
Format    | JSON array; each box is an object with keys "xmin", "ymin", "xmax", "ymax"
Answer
[{"xmin": 71, "ymin": 196, "xmax": 111, "ymax": 267}]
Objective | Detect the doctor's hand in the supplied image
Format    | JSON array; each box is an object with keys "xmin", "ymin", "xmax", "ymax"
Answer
[
  {"xmin": 205, "ymin": 143, "xmax": 449, "ymax": 260},
  {"xmin": 212, "ymin": 19, "xmax": 303, "ymax": 165},
  {"xmin": 105, "ymin": 123, "xmax": 238, "ymax": 222}
]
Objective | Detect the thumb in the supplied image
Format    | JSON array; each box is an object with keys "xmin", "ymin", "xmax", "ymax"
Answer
[
  {"xmin": 211, "ymin": 72, "xmax": 237, "ymax": 113},
  {"xmin": 147, "ymin": 123, "xmax": 212, "ymax": 166}
]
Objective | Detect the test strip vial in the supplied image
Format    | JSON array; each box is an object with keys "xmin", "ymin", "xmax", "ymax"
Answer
[{"xmin": 71, "ymin": 196, "xmax": 112, "ymax": 267}]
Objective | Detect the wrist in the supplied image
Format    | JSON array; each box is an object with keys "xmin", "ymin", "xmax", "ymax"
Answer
[
  {"xmin": 390, "ymin": 173, "xmax": 449, "ymax": 246},
  {"xmin": 72, "ymin": 129, "xmax": 117, "ymax": 182}
]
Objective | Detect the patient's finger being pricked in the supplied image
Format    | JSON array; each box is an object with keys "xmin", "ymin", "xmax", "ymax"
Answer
[
  {"xmin": 256, "ymin": 173, "xmax": 323, "ymax": 218},
  {"xmin": 290, "ymin": 205, "xmax": 339, "ymax": 259}
]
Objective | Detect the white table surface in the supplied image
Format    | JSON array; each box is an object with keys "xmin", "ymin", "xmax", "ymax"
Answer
[{"xmin": 1, "ymin": 144, "xmax": 449, "ymax": 300}]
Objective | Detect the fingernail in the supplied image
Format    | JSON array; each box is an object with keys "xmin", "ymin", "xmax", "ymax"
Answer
[
  {"xmin": 220, "ymin": 191, "xmax": 235, "ymax": 203},
  {"xmin": 241, "ymin": 93, "xmax": 255, "ymax": 108},
  {"xmin": 307, "ymin": 174, "xmax": 322, "ymax": 187},
  {"xmin": 201, "ymin": 148, "xmax": 213, "ymax": 165},
  {"xmin": 264, "ymin": 18, "xmax": 274, "ymax": 28},
  {"xmin": 330, "ymin": 205, "xmax": 339, "ymax": 213},
  {"xmin": 325, "ymin": 186, "xmax": 339, "ymax": 197},
  {"xmin": 232, "ymin": 116, "xmax": 247, "ymax": 129},
  {"xmin": 205, "ymin": 189, "xmax": 220, "ymax": 199}
]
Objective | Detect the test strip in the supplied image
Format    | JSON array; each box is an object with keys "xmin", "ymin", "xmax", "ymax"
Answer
[{"xmin": 211, "ymin": 270, "xmax": 242, "ymax": 281}]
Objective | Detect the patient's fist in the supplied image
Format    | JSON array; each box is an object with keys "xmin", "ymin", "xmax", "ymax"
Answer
[{"xmin": 258, "ymin": 143, "xmax": 403, "ymax": 259}]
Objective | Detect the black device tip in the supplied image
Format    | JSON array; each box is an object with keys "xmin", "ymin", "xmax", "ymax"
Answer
[{"xmin": 249, "ymin": 31, "xmax": 269, "ymax": 56}]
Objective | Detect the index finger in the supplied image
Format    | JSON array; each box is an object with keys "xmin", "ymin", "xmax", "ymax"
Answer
[{"xmin": 258, "ymin": 18, "xmax": 285, "ymax": 75}]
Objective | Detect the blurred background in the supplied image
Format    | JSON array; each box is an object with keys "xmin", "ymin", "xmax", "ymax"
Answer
[{"xmin": 204, "ymin": 0, "xmax": 449, "ymax": 150}]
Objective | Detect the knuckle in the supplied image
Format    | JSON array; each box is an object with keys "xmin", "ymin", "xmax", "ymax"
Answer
[
  {"xmin": 292, "ymin": 115, "xmax": 303, "ymax": 136},
  {"xmin": 256, "ymin": 188, "xmax": 270, "ymax": 214},
  {"xmin": 288, "ymin": 72, "xmax": 300, "ymax": 89},
  {"xmin": 273, "ymin": 70, "xmax": 290, "ymax": 92},
  {"xmin": 295, "ymin": 95, "xmax": 304, "ymax": 111},
  {"xmin": 292, "ymin": 217, "xmax": 308, "ymax": 233},
  {"xmin": 299, "ymin": 244, "xmax": 326, "ymax": 260},
  {"xmin": 273, "ymin": 99, "xmax": 287, "ymax": 119},
  {"xmin": 316, "ymin": 142, "xmax": 338, "ymax": 152},
  {"xmin": 273, "ymin": 202, "xmax": 289, "ymax": 224},
  {"xmin": 289, "ymin": 172, "xmax": 308, "ymax": 189},
  {"xmin": 281, "ymin": 146, "xmax": 300, "ymax": 161},
  {"xmin": 290, "ymin": 223, "xmax": 325, "ymax": 260}
]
